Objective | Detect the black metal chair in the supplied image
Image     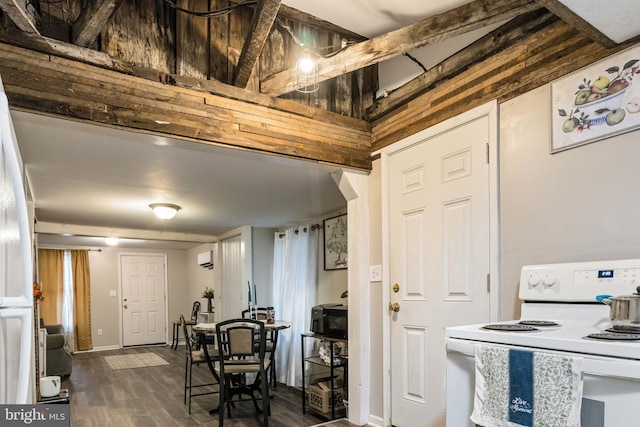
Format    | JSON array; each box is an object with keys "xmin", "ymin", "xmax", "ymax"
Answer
[
  {"xmin": 215, "ymin": 318, "xmax": 270, "ymax": 426},
  {"xmin": 172, "ymin": 301, "xmax": 200, "ymax": 350},
  {"xmin": 181, "ymin": 314, "xmax": 218, "ymax": 414}
]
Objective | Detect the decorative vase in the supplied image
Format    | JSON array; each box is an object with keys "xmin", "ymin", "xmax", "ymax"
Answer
[{"xmin": 207, "ymin": 298, "xmax": 213, "ymax": 313}]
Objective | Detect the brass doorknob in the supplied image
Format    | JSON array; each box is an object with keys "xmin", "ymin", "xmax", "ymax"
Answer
[{"xmin": 388, "ymin": 302, "xmax": 400, "ymax": 312}]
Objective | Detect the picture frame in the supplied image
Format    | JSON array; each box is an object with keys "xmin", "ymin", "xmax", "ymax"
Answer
[
  {"xmin": 550, "ymin": 44, "xmax": 640, "ymax": 153},
  {"xmin": 323, "ymin": 213, "xmax": 347, "ymax": 270}
]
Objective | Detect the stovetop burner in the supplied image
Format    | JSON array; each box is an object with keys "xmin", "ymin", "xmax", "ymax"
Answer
[
  {"xmin": 585, "ymin": 332, "xmax": 640, "ymax": 341},
  {"xmin": 482, "ymin": 323, "xmax": 538, "ymax": 332},
  {"xmin": 519, "ymin": 320, "xmax": 560, "ymax": 327},
  {"xmin": 607, "ymin": 325, "xmax": 640, "ymax": 334}
]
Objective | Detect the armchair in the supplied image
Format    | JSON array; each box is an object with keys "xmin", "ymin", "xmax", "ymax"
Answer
[{"xmin": 44, "ymin": 324, "xmax": 72, "ymax": 377}]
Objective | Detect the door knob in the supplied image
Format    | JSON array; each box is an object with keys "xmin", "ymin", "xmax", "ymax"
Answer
[
  {"xmin": 388, "ymin": 302, "xmax": 400, "ymax": 312},
  {"xmin": 123, "ymin": 304, "xmax": 128, "ymax": 309}
]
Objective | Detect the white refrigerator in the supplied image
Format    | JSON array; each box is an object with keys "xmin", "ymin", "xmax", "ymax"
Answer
[{"xmin": 0, "ymin": 75, "xmax": 35, "ymax": 404}]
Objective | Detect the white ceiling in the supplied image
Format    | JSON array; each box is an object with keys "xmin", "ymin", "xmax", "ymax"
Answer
[
  {"xmin": 11, "ymin": 0, "xmax": 640, "ymax": 250},
  {"xmin": 12, "ymin": 111, "xmax": 347, "ymax": 249}
]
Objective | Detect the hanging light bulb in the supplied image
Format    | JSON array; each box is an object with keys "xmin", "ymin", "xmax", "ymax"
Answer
[{"xmin": 294, "ymin": 49, "xmax": 319, "ymax": 93}]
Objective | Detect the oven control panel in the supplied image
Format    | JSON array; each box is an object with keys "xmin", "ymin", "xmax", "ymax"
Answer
[{"xmin": 519, "ymin": 259, "xmax": 640, "ymax": 302}]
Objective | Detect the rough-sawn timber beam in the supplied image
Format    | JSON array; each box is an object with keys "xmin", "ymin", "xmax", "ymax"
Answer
[
  {"xmin": 0, "ymin": 0, "xmax": 39, "ymax": 33},
  {"xmin": 367, "ymin": 9, "xmax": 557, "ymax": 121},
  {"xmin": 73, "ymin": 0, "xmax": 126, "ymax": 47},
  {"xmin": 371, "ymin": 20, "xmax": 639, "ymax": 152},
  {"xmin": 234, "ymin": 0, "xmax": 282, "ymax": 88},
  {"xmin": 0, "ymin": 42, "xmax": 371, "ymax": 171},
  {"xmin": 260, "ymin": 0, "xmax": 540, "ymax": 96},
  {"xmin": 536, "ymin": 0, "xmax": 617, "ymax": 48}
]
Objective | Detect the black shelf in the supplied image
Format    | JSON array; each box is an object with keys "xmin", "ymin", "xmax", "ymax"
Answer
[{"xmin": 301, "ymin": 333, "xmax": 348, "ymax": 420}]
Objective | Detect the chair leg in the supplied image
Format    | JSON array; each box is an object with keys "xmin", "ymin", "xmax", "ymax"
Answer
[
  {"xmin": 184, "ymin": 358, "xmax": 188, "ymax": 404},
  {"xmin": 188, "ymin": 362, "xmax": 193, "ymax": 414},
  {"xmin": 171, "ymin": 322, "xmax": 178, "ymax": 350}
]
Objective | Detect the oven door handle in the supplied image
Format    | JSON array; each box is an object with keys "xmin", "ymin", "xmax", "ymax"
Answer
[{"xmin": 446, "ymin": 337, "xmax": 640, "ymax": 380}]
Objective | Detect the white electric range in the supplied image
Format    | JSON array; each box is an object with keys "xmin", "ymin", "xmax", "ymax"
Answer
[{"xmin": 445, "ymin": 259, "xmax": 640, "ymax": 427}]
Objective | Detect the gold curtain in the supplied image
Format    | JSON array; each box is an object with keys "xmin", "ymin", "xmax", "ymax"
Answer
[
  {"xmin": 38, "ymin": 249, "xmax": 64, "ymax": 325},
  {"xmin": 37, "ymin": 249, "xmax": 93, "ymax": 351},
  {"xmin": 71, "ymin": 250, "xmax": 93, "ymax": 351}
]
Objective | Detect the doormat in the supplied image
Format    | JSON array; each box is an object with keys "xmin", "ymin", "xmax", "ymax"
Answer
[{"xmin": 104, "ymin": 352, "xmax": 169, "ymax": 370}]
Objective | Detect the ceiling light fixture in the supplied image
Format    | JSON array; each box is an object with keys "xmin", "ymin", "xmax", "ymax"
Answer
[
  {"xmin": 104, "ymin": 237, "xmax": 120, "ymax": 246},
  {"xmin": 149, "ymin": 203, "xmax": 181, "ymax": 220},
  {"xmin": 294, "ymin": 49, "xmax": 319, "ymax": 93}
]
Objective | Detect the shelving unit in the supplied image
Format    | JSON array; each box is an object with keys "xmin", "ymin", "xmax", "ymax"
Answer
[{"xmin": 301, "ymin": 333, "xmax": 348, "ymax": 420}]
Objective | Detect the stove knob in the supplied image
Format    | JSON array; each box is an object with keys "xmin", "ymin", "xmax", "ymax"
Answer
[
  {"xmin": 528, "ymin": 273, "xmax": 540, "ymax": 287},
  {"xmin": 543, "ymin": 272, "xmax": 557, "ymax": 286}
]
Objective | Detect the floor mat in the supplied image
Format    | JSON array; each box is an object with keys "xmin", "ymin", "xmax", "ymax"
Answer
[{"xmin": 104, "ymin": 352, "xmax": 169, "ymax": 370}]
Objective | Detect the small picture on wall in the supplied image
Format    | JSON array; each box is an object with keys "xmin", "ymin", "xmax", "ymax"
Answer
[
  {"xmin": 551, "ymin": 44, "xmax": 640, "ymax": 153},
  {"xmin": 324, "ymin": 214, "xmax": 347, "ymax": 270}
]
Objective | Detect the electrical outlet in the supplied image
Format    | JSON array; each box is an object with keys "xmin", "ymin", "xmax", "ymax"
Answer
[
  {"xmin": 97, "ymin": 329, "xmax": 103, "ymax": 336},
  {"xmin": 369, "ymin": 265, "xmax": 382, "ymax": 282}
]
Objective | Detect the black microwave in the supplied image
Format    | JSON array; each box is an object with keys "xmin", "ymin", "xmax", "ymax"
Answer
[{"xmin": 311, "ymin": 304, "xmax": 348, "ymax": 339}]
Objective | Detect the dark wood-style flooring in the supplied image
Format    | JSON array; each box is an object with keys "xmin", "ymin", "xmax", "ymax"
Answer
[{"xmin": 61, "ymin": 344, "xmax": 358, "ymax": 427}]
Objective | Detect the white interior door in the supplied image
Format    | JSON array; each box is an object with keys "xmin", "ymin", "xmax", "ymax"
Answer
[
  {"xmin": 220, "ymin": 234, "xmax": 243, "ymax": 320},
  {"xmin": 121, "ymin": 254, "xmax": 167, "ymax": 346},
  {"xmin": 387, "ymin": 112, "xmax": 494, "ymax": 426}
]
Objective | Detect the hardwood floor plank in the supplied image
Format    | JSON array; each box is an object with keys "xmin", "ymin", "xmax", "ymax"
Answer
[{"xmin": 61, "ymin": 345, "xmax": 348, "ymax": 426}]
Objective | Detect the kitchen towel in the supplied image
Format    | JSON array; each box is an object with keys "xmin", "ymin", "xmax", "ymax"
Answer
[{"xmin": 470, "ymin": 344, "xmax": 583, "ymax": 427}]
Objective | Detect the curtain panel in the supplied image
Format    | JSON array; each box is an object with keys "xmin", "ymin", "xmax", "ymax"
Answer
[
  {"xmin": 272, "ymin": 225, "xmax": 318, "ymax": 387},
  {"xmin": 38, "ymin": 249, "xmax": 64, "ymax": 325},
  {"xmin": 71, "ymin": 250, "xmax": 93, "ymax": 351},
  {"xmin": 37, "ymin": 249, "xmax": 93, "ymax": 351}
]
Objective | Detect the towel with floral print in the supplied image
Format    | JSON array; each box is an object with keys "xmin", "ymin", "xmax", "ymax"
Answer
[{"xmin": 470, "ymin": 344, "xmax": 583, "ymax": 427}]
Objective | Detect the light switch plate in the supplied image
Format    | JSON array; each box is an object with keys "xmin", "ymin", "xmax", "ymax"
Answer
[
  {"xmin": 369, "ymin": 265, "xmax": 382, "ymax": 282},
  {"xmin": 109, "ymin": 290, "xmax": 117, "ymax": 297}
]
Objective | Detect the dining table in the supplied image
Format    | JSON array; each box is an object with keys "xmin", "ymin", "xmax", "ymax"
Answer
[{"xmin": 192, "ymin": 320, "xmax": 292, "ymax": 414}]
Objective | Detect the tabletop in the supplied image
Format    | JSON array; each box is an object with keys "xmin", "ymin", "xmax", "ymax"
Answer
[{"xmin": 193, "ymin": 320, "xmax": 292, "ymax": 332}]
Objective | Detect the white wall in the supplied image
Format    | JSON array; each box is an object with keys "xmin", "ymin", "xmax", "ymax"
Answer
[
  {"xmin": 252, "ymin": 227, "xmax": 278, "ymax": 308},
  {"xmin": 86, "ymin": 246, "xmax": 190, "ymax": 349},
  {"xmin": 499, "ymin": 84, "xmax": 640, "ymax": 319},
  {"xmin": 315, "ymin": 209, "xmax": 349, "ymax": 305}
]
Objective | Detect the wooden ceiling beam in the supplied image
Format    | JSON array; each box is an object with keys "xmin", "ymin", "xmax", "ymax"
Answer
[
  {"xmin": 233, "ymin": 0, "xmax": 281, "ymax": 88},
  {"xmin": 0, "ymin": 0, "xmax": 39, "ymax": 34},
  {"xmin": 367, "ymin": 9, "xmax": 558, "ymax": 121},
  {"xmin": 260, "ymin": 0, "xmax": 540, "ymax": 96},
  {"xmin": 72, "ymin": 0, "xmax": 126, "ymax": 47},
  {"xmin": 536, "ymin": 0, "xmax": 617, "ymax": 48}
]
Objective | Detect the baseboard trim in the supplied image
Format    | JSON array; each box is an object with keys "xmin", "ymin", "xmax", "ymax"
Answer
[{"xmin": 368, "ymin": 414, "xmax": 384, "ymax": 427}]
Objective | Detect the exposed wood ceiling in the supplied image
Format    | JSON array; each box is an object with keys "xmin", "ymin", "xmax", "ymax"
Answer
[{"xmin": 1, "ymin": 0, "xmax": 640, "ymax": 248}]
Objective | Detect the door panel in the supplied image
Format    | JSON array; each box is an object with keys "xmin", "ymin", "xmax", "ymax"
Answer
[
  {"xmin": 121, "ymin": 255, "xmax": 166, "ymax": 346},
  {"xmin": 388, "ymin": 114, "xmax": 493, "ymax": 427}
]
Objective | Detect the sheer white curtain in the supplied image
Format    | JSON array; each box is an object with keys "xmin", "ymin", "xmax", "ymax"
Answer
[
  {"xmin": 272, "ymin": 225, "xmax": 318, "ymax": 387},
  {"xmin": 62, "ymin": 250, "xmax": 74, "ymax": 352}
]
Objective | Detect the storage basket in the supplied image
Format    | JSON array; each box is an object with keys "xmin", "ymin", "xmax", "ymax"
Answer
[{"xmin": 308, "ymin": 385, "xmax": 345, "ymax": 413}]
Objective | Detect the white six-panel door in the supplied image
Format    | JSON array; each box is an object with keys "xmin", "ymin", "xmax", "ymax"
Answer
[
  {"xmin": 387, "ymin": 111, "xmax": 494, "ymax": 426},
  {"xmin": 121, "ymin": 254, "xmax": 167, "ymax": 347}
]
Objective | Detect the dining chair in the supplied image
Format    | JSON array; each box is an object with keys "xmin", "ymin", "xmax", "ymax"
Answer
[
  {"xmin": 181, "ymin": 314, "xmax": 218, "ymax": 414},
  {"xmin": 172, "ymin": 301, "xmax": 200, "ymax": 350},
  {"xmin": 242, "ymin": 308, "xmax": 278, "ymax": 388},
  {"xmin": 215, "ymin": 318, "xmax": 270, "ymax": 426}
]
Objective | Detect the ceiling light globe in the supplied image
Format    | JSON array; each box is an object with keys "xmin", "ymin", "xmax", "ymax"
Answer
[
  {"xmin": 105, "ymin": 237, "xmax": 120, "ymax": 246},
  {"xmin": 149, "ymin": 203, "xmax": 181, "ymax": 220}
]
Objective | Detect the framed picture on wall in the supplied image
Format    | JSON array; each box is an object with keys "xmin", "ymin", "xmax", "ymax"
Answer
[
  {"xmin": 550, "ymin": 44, "xmax": 640, "ymax": 153},
  {"xmin": 323, "ymin": 214, "xmax": 347, "ymax": 270}
]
